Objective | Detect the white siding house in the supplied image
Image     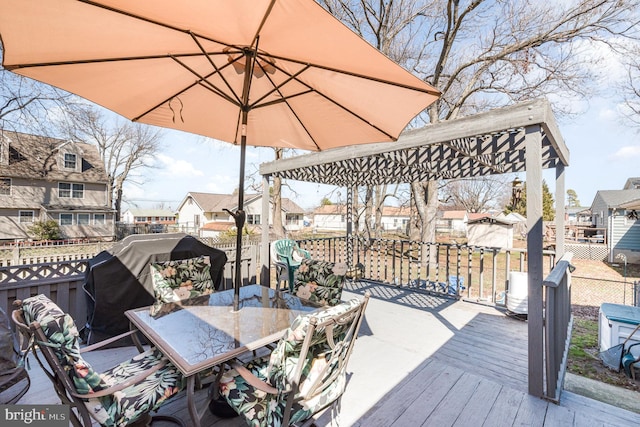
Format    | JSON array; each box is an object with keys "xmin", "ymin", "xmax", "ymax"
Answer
[
  {"xmin": 175, "ymin": 192, "xmax": 305, "ymax": 237},
  {"xmin": 590, "ymin": 185, "xmax": 640, "ymax": 263}
]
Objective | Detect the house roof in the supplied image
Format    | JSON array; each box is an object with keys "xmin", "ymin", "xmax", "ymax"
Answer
[
  {"xmin": 313, "ymin": 204, "xmax": 346, "ymax": 215},
  {"xmin": 184, "ymin": 192, "xmax": 255, "ymax": 212},
  {"xmin": 467, "ymin": 216, "xmax": 513, "ymax": 226},
  {"xmin": 42, "ymin": 204, "xmax": 115, "ymax": 213},
  {"xmin": 0, "ymin": 130, "xmax": 108, "ymax": 183},
  {"xmin": 442, "ymin": 210, "xmax": 467, "ymax": 220},
  {"xmin": 381, "ymin": 206, "xmax": 411, "ymax": 216},
  {"xmin": 593, "ymin": 190, "xmax": 640, "ymax": 209},
  {"xmin": 468, "ymin": 212, "xmax": 490, "ymax": 221},
  {"xmin": 623, "ymin": 177, "xmax": 640, "ymax": 190},
  {"xmin": 179, "ymin": 192, "xmax": 305, "ymax": 214}
]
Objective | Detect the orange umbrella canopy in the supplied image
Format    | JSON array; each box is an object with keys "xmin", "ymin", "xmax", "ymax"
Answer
[
  {"xmin": 0, "ymin": 0, "xmax": 440, "ymax": 150},
  {"xmin": 0, "ymin": 0, "xmax": 440, "ymax": 307}
]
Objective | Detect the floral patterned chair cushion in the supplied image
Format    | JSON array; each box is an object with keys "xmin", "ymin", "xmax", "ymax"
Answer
[
  {"xmin": 219, "ymin": 299, "xmax": 362, "ymax": 426},
  {"xmin": 149, "ymin": 255, "xmax": 214, "ymax": 315},
  {"xmin": 20, "ymin": 294, "xmax": 184, "ymax": 427},
  {"xmin": 293, "ymin": 259, "xmax": 347, "ymax": 306}
]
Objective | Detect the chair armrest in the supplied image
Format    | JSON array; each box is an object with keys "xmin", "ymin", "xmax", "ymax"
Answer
[
  {"xmin": 627, "ymin": 342, "xmax": 640, "ymax": 359},
  {"xmin": 80, "ymin": 329, "xmax": 141, "ymax": 353},
  {"xmin": 69, "ymin": 357, "xmax": 169, "ymax": 399},
  {"xmin": 229, "ymin": 360, "xmax": 278, "ymax": 395}
]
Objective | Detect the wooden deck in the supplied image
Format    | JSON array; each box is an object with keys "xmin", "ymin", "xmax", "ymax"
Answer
[{"xmin": 17, "ymin": 281, "xmax": 640, "ymax": 426}]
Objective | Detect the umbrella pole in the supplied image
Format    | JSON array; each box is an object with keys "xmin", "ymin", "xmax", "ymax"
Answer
[
  {"xmin": 231, "ymin": 48, "xmax": 257, "ymax": 311},
  {"xmin": 231, "ymin": 134, "xmax": 247, "ymax": 311}
]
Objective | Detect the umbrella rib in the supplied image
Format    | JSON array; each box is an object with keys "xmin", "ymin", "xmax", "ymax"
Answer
[
  {"xmin": 251, "ymin": 65, "xmax": 397, "ymax": 142},
  {"xmin": 247, "ymin": 63, "xmax": 310, "ymax": 109},
  {"xmin": 189, "ymin": 32, "xmax": 243, "ymax": 106},
  {"xmin": 169, "ymin": 55, "xmax": 241, "ymax": 107},
  {"xmin": 266, "ymin": 53, "xmax": 440, "ymax": 97}
]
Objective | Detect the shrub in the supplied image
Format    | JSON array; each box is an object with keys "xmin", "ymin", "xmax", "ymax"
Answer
[{"xmin": 28, "ymin": 220, "xmax": 61, "ymax": 241}]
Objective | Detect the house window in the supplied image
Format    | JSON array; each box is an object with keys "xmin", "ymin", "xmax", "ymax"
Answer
[
  {"xmin": 58, "ymin": 182, "xmax": 84, "ymax": 198},
  {"xmin": 19, "ymin": 211, "xmax": 34, "ymax": 223},
  {"xmin": 77, "ymin": 213, "xmax": 90, "ymax": 225},
  {"xmin": 94, "ymin": 214, "xmax": 106, "ymax": 225},
  {"xmin": 247, "ymin": 214, "xmax": 261, "ymax": 225},
  {"xmin": 0, "ymin": 178, "xmax": 10, "ymax": 195},
  {"xmin": 59, "ymin": 213, "xmax": 73, "ymax": 225},
  {"xmin": 72, "ymin": 183, "xmax": 84, "ymax": 198},
  {"xmin": 64, "ymin": 153, "xmax": 77, "ymax": 169}
]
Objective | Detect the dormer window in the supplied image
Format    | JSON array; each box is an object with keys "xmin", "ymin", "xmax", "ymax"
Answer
[{"xmin": 64, "ymin": 153, "xmax": 77, "ymax": 169}]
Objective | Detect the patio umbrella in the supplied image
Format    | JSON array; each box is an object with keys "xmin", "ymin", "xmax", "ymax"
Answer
[{"xmin": 0, "ymin": 0, "xmax": 440, "ymax": 310}]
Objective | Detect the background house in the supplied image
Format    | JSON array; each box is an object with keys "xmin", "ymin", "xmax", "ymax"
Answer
[
  {"xmin": 175, "ymin": 191, "xmax": 305, "ymax": 237},
  {"xmin": 436, "ymin": 210, "xmax": 468, "ymax": 236},
  {"xmin": 0, "ymin": 130, "xmax": 114, "ymax": 241},
  {"xmin": 121, "ymin": 208, "xmax": 177, "ymax": 233},
  {"xmin": 312, "ymin": 204, "xmax": 349, "ymax": 231},
  {"xmin": 311, "ymin": 204, "xmax": 410, "ymax": 233},
  {"xmin": 121, "ymin": 208, "xmax": 177, "ymax": 226},
  {"xmin": 590, "ymin": 180, "xmax": 640, "ymax": 263},
  {"xmin": 379, "ymin": 206, "xmax": 411, "ymax": 232}
]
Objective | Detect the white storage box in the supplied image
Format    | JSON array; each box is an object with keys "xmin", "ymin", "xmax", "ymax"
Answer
[{"xmin": 598, "ymin": 303, "xmax": 640, "ymax": 352}]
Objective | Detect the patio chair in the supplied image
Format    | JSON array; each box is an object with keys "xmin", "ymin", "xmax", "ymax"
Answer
[
  {"xmin": 12, "ymin": 294, "xmax": 186, "ymax": 427},
  {"xmin": 621, "ymin": 341, "xmax": 640, "ymax": 379},
  {"xmin": 292, "ymin": 258, "xmax": 348, "ymax": 306},
  {"xmin": 214, "ymin": 292, "xmax": 370, "ymax": 426},
  {"xmin": 0, "ymin": 305, "xmax": 29, "ymax": 404},
  {"xmin": 149, "ymin": 255, "xmax": 215, "ymax": 316},
  {"xmin": 271, "ymin": 239, "xmax": 311, "ymax": 291}
]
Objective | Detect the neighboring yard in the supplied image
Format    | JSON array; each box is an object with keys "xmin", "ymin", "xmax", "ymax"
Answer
[{"xmin": 569, "ymin": 258, "xmax": 640, "ymax": 392}]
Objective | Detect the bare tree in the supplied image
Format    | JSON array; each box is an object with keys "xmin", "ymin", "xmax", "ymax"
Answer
[
  {"xmin": 61, "ymin": 106, "xmax": 163, "ymax": 221},
  {"xmin": 321, "ymin": 0, "xmax": 640, "ymax": 247},
  {"xmin": 441, "ymin": 176, "xmax": 511, "ymax": 212},
  {"xmin": 1, "ymin": 47, "xmax": 83, "ymax": 136},
  {"xmin": 619, "ymin": 42, "xmax": 640, "ymax": 128}
]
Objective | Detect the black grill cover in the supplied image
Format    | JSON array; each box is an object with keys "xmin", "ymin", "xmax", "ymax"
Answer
[{"xmin": 82, "ymin": 233, "xmax": 227, "ymax": 345}]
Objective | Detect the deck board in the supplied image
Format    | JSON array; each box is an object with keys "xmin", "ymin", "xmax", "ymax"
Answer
[{"xmin": 14, "ymin": 281, "xmax": 640, "ymax": 426}]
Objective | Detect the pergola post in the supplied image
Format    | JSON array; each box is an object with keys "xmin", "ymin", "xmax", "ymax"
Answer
[
  {"xmin": 260, "ymin": 174, "xmax": 271, "ymax": 286},
  {"xmin": 555, "ymin": 164, "xmax": 566, "ymax": 258},
  {"xmin": 346, "ymin": 185, "xmax": 354, "ymax": 267},
  {"xmin": 526, "ymin": 124, "xmax": 544, "ymax": 397}
]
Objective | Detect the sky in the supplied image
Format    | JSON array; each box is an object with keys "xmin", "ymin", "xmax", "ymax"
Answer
[{"xmin": 122, "ymin": 95, "xmax": 639, "ymax": 214}]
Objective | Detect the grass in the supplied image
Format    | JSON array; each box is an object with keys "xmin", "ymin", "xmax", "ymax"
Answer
[{"xmin": 568, "ymin": 317, "xmax": 639, "ymax": 391}]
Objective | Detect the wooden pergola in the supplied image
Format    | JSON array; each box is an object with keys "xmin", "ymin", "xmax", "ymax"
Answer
[{"xmin": 259, "ymin": 97, "xmax": 570, "ymax": 398}]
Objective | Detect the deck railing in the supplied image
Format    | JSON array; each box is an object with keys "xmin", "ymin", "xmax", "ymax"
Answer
[
  {"xmin": 542, "ymin": 252, "xmax": 574, "ymax": 403},
  {"xmin": 297, "ymin": 236, "xmax": 555, "ymax": 303},
  {"xmin": 0, "ymin": 245, "xmax": 257, "ymax": 326}
]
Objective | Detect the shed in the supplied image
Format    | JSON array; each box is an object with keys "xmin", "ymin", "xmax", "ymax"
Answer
[{"xmin": 467, "ymin": 217, "xmax": 514, "ymax": 248}]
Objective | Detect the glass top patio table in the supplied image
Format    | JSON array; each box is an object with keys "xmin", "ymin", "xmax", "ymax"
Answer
[{"xmin": 125, "ymin": 284, "xmax": 322, "ymax": 376}]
